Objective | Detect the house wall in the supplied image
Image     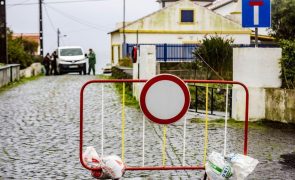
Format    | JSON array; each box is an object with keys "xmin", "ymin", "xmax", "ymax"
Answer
[
  {"xmin": 210, "ymin": 1, "xmax": 238, "ymax": 16},
  {"xmin": 111, "ymin": 33, "xmax": 122, "ymax": 64},
  {"xmin": 164, "ymin": 1, "xmax": 212, "ymax": 7},
  {"xmin": 233, "ymin": 48, "xmax": 282, "ymax": 88},
  {"xmin": 126, "ymin": 0, "xmax": 249, "ymax": 33},
  {"xmin": 124, "ymin": 33, "xmax": 249, "ymax": 44},
  {"xmin": 232, "ymin": 48, "xmax": 282, "ymax": 121},
  {"xmin": 110, "ymin": 0, "xmax": 251, "ymax": 65}
]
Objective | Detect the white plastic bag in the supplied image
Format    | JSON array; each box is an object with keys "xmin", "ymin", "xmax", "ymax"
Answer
[
  {"xmin": 82, "ymin": 146, "xmax": 101, "ymax": 167},
  {"xmin": 205, "ymin": 151, "xmax": 233, "ymax": 180},
  {"xmin": 101, "ymin": 155, "xmax": 126, "ymax": 179},
  {"xmin": 226, "ymin": 153, "xmax": 259, "ymax": 180},
  {"xmin": 83, "ymin": 147, "xmax": 126, "ymax": 179}
]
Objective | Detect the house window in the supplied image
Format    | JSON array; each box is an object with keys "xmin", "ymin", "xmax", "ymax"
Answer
[{"xmin": 181, "ymin": 10, "xmax": 194, "ymax": 23}]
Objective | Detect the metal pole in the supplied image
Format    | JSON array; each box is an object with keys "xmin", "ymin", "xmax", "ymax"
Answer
[
  {"xmin": 57, "ymin": 28, "xmax": 60, "ymax": 47},
  {"xmin": 39, "ymin": 0, "xmax": 44, "ymax": 56},
  {"xmin": 255, "ymin": 27, "xmax": 258, "ymax": 48},
  {"xmin": 136, "ymin": 30, "xmax": 138, "ymax": 46},
  {"xmin": 195, "ymin": 86, "xmax": 198, "ymax": 113},
  {"xmin": 210, "ymin": 88, "xmax": 214, "ymax": 115},
  {"xmin": 123, "ymin": 0, "xmax": 126, "ymax": 45},
  {"xmin": 0, "ymin": 0, "xmax": 7, "ymax": 64}
]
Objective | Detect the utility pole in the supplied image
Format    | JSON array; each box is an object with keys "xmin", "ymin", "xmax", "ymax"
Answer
[
  {"xmin": 39, "ymin": 0, "xmax": 44, "ymax": 57},
  {"xmin": 0, "ymin": 0, "xmax": 7, "ymax": 64},
  {"xmin": 57, "ymin": 28, "xmax": 60, "ymax": 47}
]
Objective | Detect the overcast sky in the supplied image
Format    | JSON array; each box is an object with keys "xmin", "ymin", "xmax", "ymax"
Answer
[{"xmin": 7, "ymin": 0, "xmax": 159, "ymax": 69}]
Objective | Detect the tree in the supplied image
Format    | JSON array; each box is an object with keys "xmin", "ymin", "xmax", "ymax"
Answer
[
  {"xmin": 7, "ymin": 28, "xmax": 37, "ymax": 69},
  {"xmin": 192, "ymin": 35, "xmax": 233, "ymax": 80},
  {"xmin": 271, "ymin": 0, "xmax": 295, "ymax": 40}
]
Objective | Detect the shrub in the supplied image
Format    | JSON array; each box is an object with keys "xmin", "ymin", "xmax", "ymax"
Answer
[
  {"xmin": 192, "ymin": 35, "xmax": 233, "ymax": 80},
  {"xmin": 118, "ymin": 57, "xmax": 132, "ymax": 67},
  {"xmin": 7, "ymin": 28, "xmax": 39, "ymax": 69},
  {"xmin": 280, "ymin": 40, "xmax": 295, "ymax": 89}
]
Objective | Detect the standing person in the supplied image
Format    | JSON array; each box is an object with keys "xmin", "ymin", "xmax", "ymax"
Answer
[
  {"xmin": 42, "ymin": 53, "xmax": 51, "ymax": 76},
  {"xmin": 51, "ymin": 51, "xmax": 58, "ymax": 75},
  {"xmin": 88, "ymin": 48, "xmax": 96, "ymax": 75}
]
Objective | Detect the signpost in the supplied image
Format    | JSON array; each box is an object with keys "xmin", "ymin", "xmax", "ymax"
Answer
[
  {"xmin": 242, "ymin": 0, "xmax": 271, "ymax": 47},
  {"xmin": 140, "ymin": 74, "xmax": 190, "ymax": 125}
]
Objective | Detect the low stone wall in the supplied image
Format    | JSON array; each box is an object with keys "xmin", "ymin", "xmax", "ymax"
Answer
[
  {"xmin": 0, "ymin": 64, "xmax": 20, "ymax": 88},
  {"xmin": 20, "ymin": 63, "xmax": 42, "ymax": 78},
  {"xmin": 265, "ymin": 88, "xmax": 295, "ymax": 124},
  {"xmin": 111, "ymin": 66, "xmax": 132, "ymax": 79},
  {"xmin": 0, "ymin": 63, "xmax": 42, "ymax": 88}
]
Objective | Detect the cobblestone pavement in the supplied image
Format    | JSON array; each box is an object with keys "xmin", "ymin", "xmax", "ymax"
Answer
[{"xmin": 0, "ymin": 75, "xmax": 295, "ymax": 179}]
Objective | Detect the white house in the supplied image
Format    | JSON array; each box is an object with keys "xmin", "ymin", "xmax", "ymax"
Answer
[{"xmin": 110, "ymin": 0, "xmax": 251, "ymax": 65}]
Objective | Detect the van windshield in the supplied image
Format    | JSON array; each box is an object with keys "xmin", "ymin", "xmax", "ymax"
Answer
[{"xmin": 60, "ymin": 48, "xmax": 83, "ymax": 56}]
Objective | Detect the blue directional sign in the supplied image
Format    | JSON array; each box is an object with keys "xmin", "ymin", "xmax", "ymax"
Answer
[{"xmin": 242, "ymin": 0, "xmax": 271, "ymax": 27}]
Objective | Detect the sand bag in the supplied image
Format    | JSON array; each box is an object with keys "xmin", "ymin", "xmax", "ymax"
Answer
[
  {"xmin": 205, "ymin": 151, "xmax": 233, "ymax": 180},
  {"xmin": 226, "ymin": 153, "xmax": 259, "ymax": 180},
  {"xmin": 83, "ymin": 147, "xmax": 125, "ymax": 179},
  {"xmin": 82, "ymin": 146, "xmax": 101, "ymax": 167},
  {"xmin": 100, "ymin": 155, "xmax": 126, "ymax": 179}
]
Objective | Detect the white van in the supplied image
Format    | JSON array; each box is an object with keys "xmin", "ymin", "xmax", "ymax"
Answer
[{"xmin": 56, "ymin": 46, "xmax": 87, "ymax": 74}]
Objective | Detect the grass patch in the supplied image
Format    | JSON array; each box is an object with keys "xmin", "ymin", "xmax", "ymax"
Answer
[
  {"xmin": 0, "ymin": 75, "xmax": 43, "ymax": 94},
  {"xmin": 114, "ymin": 82, "xmax": 140, "ymax": 109},
  {"xmin": 96, "ymin": 75, "xmax": 140, "ymax": 109},
  {"xmin": 190, "ymin": 118, "xmax": 295, "ymax": 130}
]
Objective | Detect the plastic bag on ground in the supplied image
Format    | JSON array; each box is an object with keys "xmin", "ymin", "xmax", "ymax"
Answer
[
  {"xmin": 226, "ymin": 153, "xmax": 259, "ymax": 180},
  {"xmin": 82, "ymin": 146, "xmax": 101, "ymax": 168},
  {"xmin": 100, "ymin": 155, "xmax": 126, "ymax": 180},
  {"xmin": 205, "ymin": 151, "xmax": 233, "ymax": 180},
  {"xmin": 83, "ymin": 147, "xmax": 125, "ymax": 179}
]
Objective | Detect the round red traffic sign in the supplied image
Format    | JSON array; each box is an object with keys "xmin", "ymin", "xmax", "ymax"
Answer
[{"xmin": 140, "ymin": 74, "xmax": 190, "ymax": 124}]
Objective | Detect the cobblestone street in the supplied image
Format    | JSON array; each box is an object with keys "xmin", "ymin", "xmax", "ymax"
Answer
[{"xmin": 0, "ymin": 75, "xmax": 295, "ymax": 179}]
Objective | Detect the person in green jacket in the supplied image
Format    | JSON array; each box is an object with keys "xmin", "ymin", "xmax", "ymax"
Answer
[{"xmin": 88, "ymin": 48, "xmax": 96, "ymax": 75}]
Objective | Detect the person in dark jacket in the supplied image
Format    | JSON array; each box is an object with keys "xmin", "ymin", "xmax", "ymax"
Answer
[
  {"xmin": 43, "ymin": 53, "xmax": 51, "ymax": 76},
  {"xmin": 87, "ymin": 48, "xmax": 96, "ymax": 75},
  {"xmin": 51, "ymin": 51, "xmax": 58, "ymax": 75}
]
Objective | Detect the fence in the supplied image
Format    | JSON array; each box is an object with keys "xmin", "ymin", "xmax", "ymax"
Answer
[
  {"xmin": 189, "ymin": 85, "xmax": 232, "ymax": 118},
  {"xmin": 124, "ymin": 43, "xmax": 280, "ymax": 63},
  {"xmin": 125, "ymin": 44, "xmax": 198, "ymax": 62}
]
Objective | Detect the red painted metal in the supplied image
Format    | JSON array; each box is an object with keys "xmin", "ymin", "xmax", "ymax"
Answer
[
  {"xmin": 80, "ymin": 79, "xmax": 249, "ymax": 171},
  {"xmin": 126, "ymin": 166, "xmax": 205, "ymax": 171},
  {"xmin": 249, "ymin": 0, "xmax": 264, "ymax": 6}
]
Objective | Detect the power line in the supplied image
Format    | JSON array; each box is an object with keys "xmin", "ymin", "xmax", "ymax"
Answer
[
  {"xmin": 7, "ymin": 0, "xmax": 110, "ymax": 6},
  {"xmin": 45, "ymin": 4, "xmax": 110, "ymax": 32},
  {"xmin": 44, "ymin": 5, "xmax": 56, "ymax": 31},
  {"xmin": 7, "ymin": 0, "xmax": 32, "ymax": 8}
]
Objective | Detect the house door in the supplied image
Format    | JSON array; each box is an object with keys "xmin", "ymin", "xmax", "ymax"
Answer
[{"xmin": 112, "ymin": 45, "xmax": 120, "ymax": 65}]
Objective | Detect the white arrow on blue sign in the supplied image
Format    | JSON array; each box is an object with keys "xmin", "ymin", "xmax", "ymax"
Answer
[{"xmin": 242, "ymin": 0, "xmax": 271, "ymax": 27}]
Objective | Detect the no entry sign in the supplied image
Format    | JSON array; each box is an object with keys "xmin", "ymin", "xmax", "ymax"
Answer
[
  {"xmin": 242, "ymin": 0, "xmax": 271, "ymax": 27},
  {"xmin": 140, "ymin": 74, "xmax": 190, "ymax": 124}
]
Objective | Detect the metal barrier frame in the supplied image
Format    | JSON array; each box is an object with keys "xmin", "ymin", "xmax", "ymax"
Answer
[{"xmin": 80, "ymin": 79, "xmax": 249, "ymax": 171}]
